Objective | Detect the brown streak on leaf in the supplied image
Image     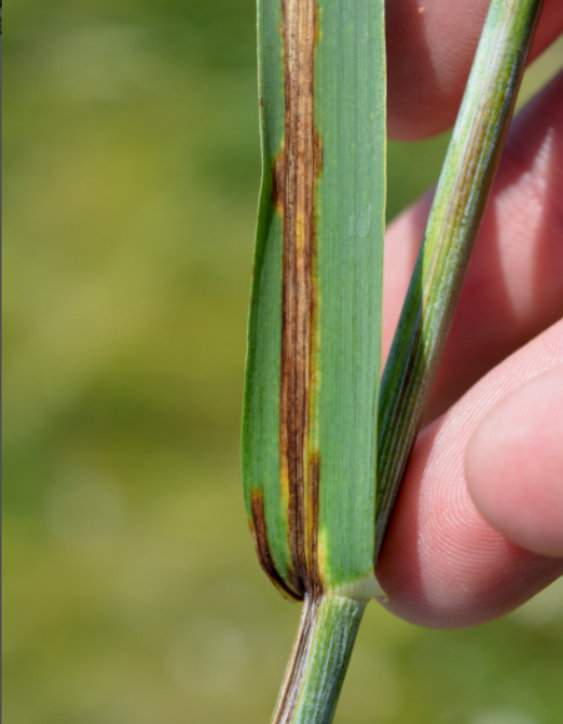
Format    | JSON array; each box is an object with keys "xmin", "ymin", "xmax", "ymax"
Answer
[
  {"xmin": 307, "ymin": 451, "xmax": 323, "ymax": 597},
  {"xmin": 250, "ymin": 490, "xmax": 302, "ymax": 601},
  {"xmin": 279, "ymin": 0, "xmax": 321, "ymax": 597},
  {"xmin": 272, "ymin": 152, "xmax": 286, "ymax": 215},
  {"xmin": 313, "ymin": 128, "xmax": 323, "ymax": 177}
]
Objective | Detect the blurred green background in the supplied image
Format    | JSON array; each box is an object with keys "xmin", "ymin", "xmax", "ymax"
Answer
[{"xmin": 4, "ymin": 2, "xmax": 563, "ymax": 722}]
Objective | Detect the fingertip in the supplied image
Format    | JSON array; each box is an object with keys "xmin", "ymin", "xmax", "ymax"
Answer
[
  {"xmin": 378, "ymin": 418, "xmax": 562, "ymax": 628},
  {"xmin": 387, "ymin": 1, "xmax": 486, "ymax": 139},
  {"xmin": 466, "ymin": 366, "xmax": 563, "ymax": 558},
  {"xmin": 386, "ymin": 0, "xmax": 563, "ymax": 140}
]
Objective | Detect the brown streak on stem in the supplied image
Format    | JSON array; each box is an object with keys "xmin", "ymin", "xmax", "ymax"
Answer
[
  {"xmin": 250, "ymin": 490, "xmax": 302, "ymax": 601},
  {"xmin": 273, "ymin": 596, "xmax": 319, "ymax": 722},
  {"xmin": 279, "ymin": 0, "xmax": 321, "ymax": 596}
]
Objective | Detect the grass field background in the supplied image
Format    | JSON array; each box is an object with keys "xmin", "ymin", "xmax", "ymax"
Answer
[{"xmin": 5, "ymin": 3, "xmax": 563, "ymax": 722}]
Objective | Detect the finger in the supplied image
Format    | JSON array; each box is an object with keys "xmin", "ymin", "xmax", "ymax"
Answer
[
  {"xmin": 466, "ymin": 365, "xmax": 563, "ymax": 558},
  {"xmin": 377, "ymin": 319, "xmax": 563, "ymax": 628},
  {"xmin": 387, "ymin": 0, "xmax": 563, "ymax": 139},
  {"xmin": 383, "ymin": 71, "xmax": 563, "ymax": 423}
]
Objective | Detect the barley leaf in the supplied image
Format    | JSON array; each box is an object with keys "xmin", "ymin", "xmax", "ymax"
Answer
[{"xmin": 242, "ymin": 0, "xmax": 386, "ymax": 601}]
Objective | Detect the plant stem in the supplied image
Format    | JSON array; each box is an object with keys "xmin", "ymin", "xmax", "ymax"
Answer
[
  {"xmin": 375, "ymin": 0, "xmax": 542, "ymax": 554},
  {"xmin": 272, "ymin": 595, "xmax": 366, "ymax": 724}
]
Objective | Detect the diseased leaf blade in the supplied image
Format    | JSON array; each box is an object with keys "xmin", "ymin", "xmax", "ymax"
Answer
[{"xmin": 243, "ymin": 0, "xmax": 386, "ymax": 600}]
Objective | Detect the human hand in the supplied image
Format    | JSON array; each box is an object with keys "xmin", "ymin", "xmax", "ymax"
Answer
[{"xmin": 378, "ymin": 0, "xmax": 563, "ymax": 627}]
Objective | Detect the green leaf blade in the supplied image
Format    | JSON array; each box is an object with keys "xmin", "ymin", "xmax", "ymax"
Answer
[
  {"xmin": 315, "ymin": 0, "xmax": 386, "ymax": 594},
  {"xmin": 242, "ymin": 0, "xmax": 296, "ymax": 596}
]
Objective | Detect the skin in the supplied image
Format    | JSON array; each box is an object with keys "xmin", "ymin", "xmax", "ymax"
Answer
[{"xmin": 378, "ymin": 0, "xmax": 563, "ymax": 627}]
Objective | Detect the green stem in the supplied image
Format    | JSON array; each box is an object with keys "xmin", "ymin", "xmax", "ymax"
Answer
[
  {"xmin": 272, "ymin": 595, "xmax": 366, "ymax": 724},
  {"xmin": 375, "ymin": 0, "xmax": 542, "ymax": 554}
]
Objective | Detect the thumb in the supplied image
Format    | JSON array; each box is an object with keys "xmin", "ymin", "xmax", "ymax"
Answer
[{"xmin": 466, "ymin": 364, "xmax": 563, "ymax": 558}]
